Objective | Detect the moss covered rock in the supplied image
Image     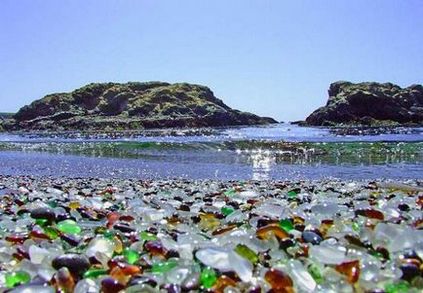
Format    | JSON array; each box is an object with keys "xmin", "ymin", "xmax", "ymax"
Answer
[
  {"xmin": 305, "ymin": 81, "xmax": 423, "ymax": 126},
  {"xmin": 8, "ymin": 82, "xmax": 276, "ymax": 131}
]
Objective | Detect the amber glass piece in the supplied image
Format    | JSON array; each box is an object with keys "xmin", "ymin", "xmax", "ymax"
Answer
[
  {"xmin": 213, "ymin": 275, "xmax": 237, "ymax": 293},
  {"xmin": 416, "ymin": 196, "xmax": 423, "ymax": 208},
  {"xmin": 292, "ymin": 215, "xmax": 305, "ymax": 225},
  {"xmin": 265, "ymin": 268, "xmax": 294, "ymax": 291},
  {"xmin": 257, "ymin": 224, "xmax": 289, "ymax": 240},
  {"xmin": 109, "ymin": 267, "xmax": 130, "ymax": 285},
  {"xmin": 166, "ymin": 215, "xmax": 181, "ymax": 225},
  {"xmin": 117, "ymin": 262, "xmax": 142, "ymax": 275},
  {"xmin": 295, "ymin": 243, "xmax": 309, "ymax": 258},
  {"xmin": 55, "ymin": 267, "xmax": 75, "ymax": 293},
  {"xmin": 335, "ymin": 260, "xmax": 360, "ymax": 283},
  {"xmin": 319, "ymin": 219, "xmax": 334, "ymax": 237},
  {"xmin": 107, "ymin": 212, "xmax": 120, "ymax": 228},
  {"xmin": 199, "ymin": 213, "xmax": 220, "ymax": 231},
  {"xmin": 413, "ymin": 218, "xmax": 423, "ymax": 229},
  {"xmin": 68, "ymin": 201, "xmax": 80, "ymax": 209},
  {"xmin": 113, "ymin": 236, "xmax": 124, "ymax": 254},
  {"xmin": 212, "ymin": 224, "xmax": 237, "ymax": 236},
  {"xmin": 400, "ymin": 258, "xmax": 422, "ymax": 267},
  {"xmin": 355, "ymin": 208, "xmax": 384, "ymax": 220}
]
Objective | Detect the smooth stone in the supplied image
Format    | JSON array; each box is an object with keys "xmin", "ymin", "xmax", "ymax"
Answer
[
  {"xmin": 85, "ymin": 237, "xmax": 115, "ymax": 259},
  {"xmin": 18, "ymin": 187, "xmax": 29, "ymax": 194},
  {"xmin": 127, "ymin": 276, "xmax": 157, "ymax": 288},
  {"xmin": 228, "ymin": 251, "xmax": 254, "ymax": 282},
  {"xmin": 287, "ymin": 260, "xmax": 316, "ymax": 292},
  {"xmin": 28, "ymin": 245, "xmax": 50, "ymax": 264},
  {"xmin": 52, "ymin": 254, "xmax": 90, "ymax": 275},
  {"xmin": 195, "ymin": 247, "xmax": 232, "ymax": 271},
  {"xmin": 30, "ymin": 207, "xmax": 55, "ymax": 222},
  {"xmin": 311, "ymin": 202, "xmax": 340, "ymax": 216},
  {"xmin": 74, "ymin": 279, "xmax": 100, "ymax": 293},
  {"xmin": 400, "ymin": 264, "xmax": 420, "ymax": 282},
  {"xmin": 113, "ymin": 222, "xmax": 136, "ymax": 233},
  {"xmin": 101, "ymin": 277, "xmax": 125, "ymax": 293},
  {"xmin": 309, "ymin": 245, "xmax": 347, "ymax": 264},
  {"xmin": 302, "ymin": 231, "xmax": 323, "ymax": 245}
]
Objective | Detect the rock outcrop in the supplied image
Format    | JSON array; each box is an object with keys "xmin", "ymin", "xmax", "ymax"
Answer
[
  {"xmin": 305, "ymin": 81, "xmax": 423, "ymax": 126},
  {"xmin": 6, "ymin": 82, "xmax": 276, "ymax": 131}
]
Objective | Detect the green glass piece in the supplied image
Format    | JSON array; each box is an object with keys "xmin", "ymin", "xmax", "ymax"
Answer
[
  {"xmin": 287, "ymin": 190, "xmax": 297, "ymax": 198},
  {"xmin": 35, "ymin": 218, "xmax": 48, "ymax": 226},
  {"xmin": 370, "ymin": 250, "xmax": 384, "ymax": 259},
  {"xmin": 47, "ymin": 200, "xmax": 58, "ymax": 208},
  {"xmin": 224, "ymin": 189, "xmax": 236, "ymax": 196},
  {"xmin": 83, "ymin": 268, "xmax": 108, "ymax": 279},
  {"xmin": 385, "ymin": 281, "xmax": 410, "ymax": 293},
  {"xmin": 103, "ymin": 230, "xmax": 115, "ymax": 239},
  {"xmin": 279, "ymin": 219, "xmax": 294, "ymax": 232},
  {"xmin": 307, "ymin": 263, "xmax": 323, "ymax": 284},
  {"xmin": 140, "ymin": 231, "xmax": 157, "ymax": 241},
  {"xmin": 221, "ymin": 206, "xmax": 234, "ymax": 216},
  {"xmin": 151, "ymin": 260, "xmax": 178, "ymax": 274},
  {"xmin": 234, "ymin": 244, "xmax": 258, "ymax": 264},
  {"xmin": 200, "ymin": 267, "xmax": 217, "ymax": 288},
  {"xmin": 43, "ymin": 227, "xmax": 59, "ymax": 239},
  {"xmin": 124, "ymin": 248, "xmax": 140, "ymax": 264},
  {"xmin": 5, "ymin": 271, "xmax": 31, "ymax": 288},
  {"xmin": 56, "ymin": 219, "xmax": 82, "ymax": 235},
  {"xmin": 352, "ymin": 222, "xmax": 360, "ymax": 232}
]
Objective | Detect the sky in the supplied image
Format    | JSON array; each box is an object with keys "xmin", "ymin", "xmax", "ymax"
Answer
[{"xmin": 1, "ymin": 1, "xmax": 422, "ymax": 121}]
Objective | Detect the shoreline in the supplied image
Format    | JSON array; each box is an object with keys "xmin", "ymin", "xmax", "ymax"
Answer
[{"xmin": 0, "ymin": 175, "xmax": 422, "ymax": 292}]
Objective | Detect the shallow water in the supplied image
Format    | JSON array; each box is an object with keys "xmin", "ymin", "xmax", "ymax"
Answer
[{"xmin": 0, "ymin": 123, "xmax": 422, "ymax": 180}]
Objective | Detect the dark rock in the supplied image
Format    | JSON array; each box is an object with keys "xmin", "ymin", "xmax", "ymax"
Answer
[
  {"xmin": 6, "ymin": 82, "xmax": 277, "ymax": 131},
  {"xmin": 305, "ymin": 81, "xmax": 423, "ymax": 126},
  {"xmin": 113, "ymin": 222, "xmax": 136, "ymax": 233},
  {"xmin": 52, "ymin": 253, "xmax": 90, "ymax": 275},
  {"xmin": 60, "ymin": 234, "xmax": 81, "ymax": 246},
  {"xmin": 128, "ymin": 275, "xmax": 158, "ymax": 288},
  {"xmin": 101, "ymin": 277, "xmax": 125, "ymax": 293},
  {"xmin": 302, "ymin": 230, "xmax": 323, "ymax": 245},
  {"xmin": 30, "ymin": 207, "xmax": 56, "ymax": 222},
  {"xmin": 400, "ymin": 264, "xmax": 420, "ymax": 282}
]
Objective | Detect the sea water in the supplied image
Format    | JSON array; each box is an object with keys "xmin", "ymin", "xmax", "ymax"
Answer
[{"xmin": 0, "ymin": 123, "xmax": 422, "ymax": 180}]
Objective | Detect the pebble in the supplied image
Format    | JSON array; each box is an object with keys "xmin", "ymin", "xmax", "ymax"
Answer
[
  {"xmin": 52, "ymin": 254, "xmax": 90, "ymax": 275},
  {"xmin": 302, "ymin": 230, "xmax": 323, "ymax": 245},
  {"xmin": 30, "ymin": 207, "xmax": 56, "ymax": 223}
]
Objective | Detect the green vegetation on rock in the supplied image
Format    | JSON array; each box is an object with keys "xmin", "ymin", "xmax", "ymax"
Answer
[{"xmin": 6, "ymin": 82, "xmax": 276, "ymax": 131}]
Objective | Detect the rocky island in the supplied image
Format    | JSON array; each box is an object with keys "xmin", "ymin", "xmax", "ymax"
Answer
[
  {"xmin": 304, "ymin": 81, "xmax": 423, "ymax": 126},
  {"xmin": 2, "ymin": 82, "xmax": 276, "ymax": 131}
]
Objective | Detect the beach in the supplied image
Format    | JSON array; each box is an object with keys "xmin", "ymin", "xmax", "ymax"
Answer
[{"xmin": 0, "ymin": 175, "xmax": 422, "ymax": 292}]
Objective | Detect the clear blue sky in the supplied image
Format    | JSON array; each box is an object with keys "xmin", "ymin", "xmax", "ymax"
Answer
[{"xmin": 1, "ymin": 0, "xmax": 422, "ymax": 121}]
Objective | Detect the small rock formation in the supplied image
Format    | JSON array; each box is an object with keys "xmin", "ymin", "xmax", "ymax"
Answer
[
  {"xmin": 0, "ymin": 113, "xmax": 13, "ymax": 132},
  {"xmin": 305, "ymin": 81, "xmax": 423, "ymax": 126},
  {"xmin": 5, "ymin": 82, "xmax": 276, "ymax": 131}
]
